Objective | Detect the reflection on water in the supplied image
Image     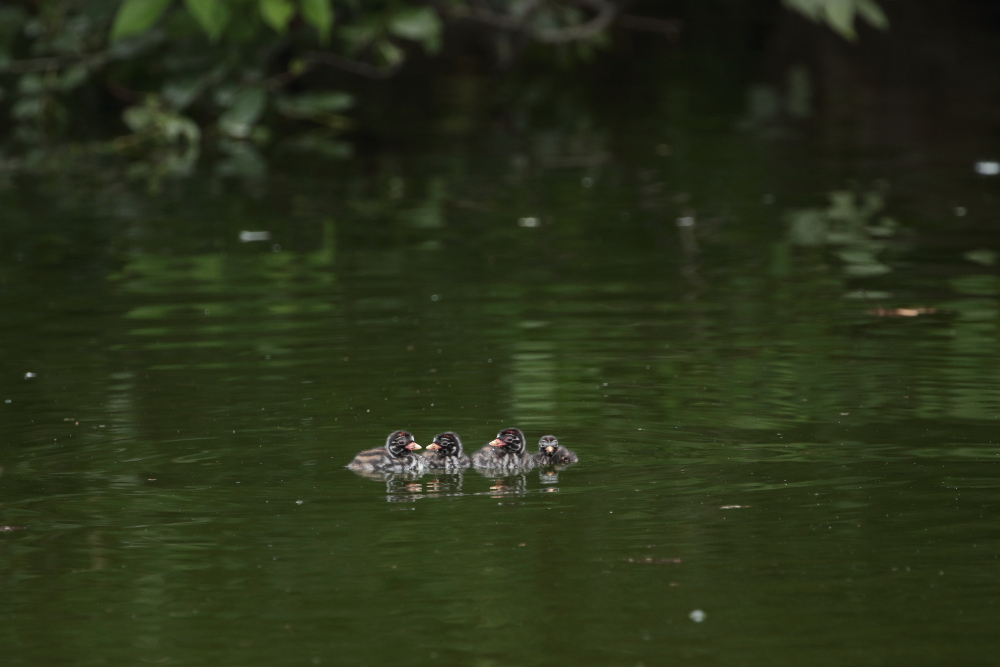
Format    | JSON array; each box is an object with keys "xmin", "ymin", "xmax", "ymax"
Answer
[
  {"xmin": 353, "ymin": 461, "xmax": 576, "ymax": 502},
  {"xmin": 5, "ymin": 52, "xmax": 1000, "ymax": 667}
]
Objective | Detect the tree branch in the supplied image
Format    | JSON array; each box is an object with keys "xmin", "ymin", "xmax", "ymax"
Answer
[
  {"xmin": 444, "ymin": 0, "xmax": 621, "ymax": 44},
  {"xmin": 301, "ymin": 51, "xmax": 402, "ymax": 80},
  {"xmin": 616, "ymin": 14, "xmax": 682, "ymax": 37},
  {"xmin": 532, "ymin": 0, "xmax": 618, "ymax": 44},
  {"xmin": 0, "ymin": 52, "xmax": 109, "ymax": 74}
]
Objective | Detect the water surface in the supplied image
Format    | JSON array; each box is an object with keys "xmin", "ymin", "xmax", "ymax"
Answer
[{"xmin": 2, "ymin": 65, "xmax": 1000, "ymax": 667}]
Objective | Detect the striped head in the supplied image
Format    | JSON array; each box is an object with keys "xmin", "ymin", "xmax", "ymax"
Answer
[
  {"xmin": 385, "ymin": 430, "xmax": 421, "ymax": 458},
  {"xmin": 538, "ymin": 435, "xmax": 560, "ymax": 455},
  {"xmin": 427, "ymin": 432, "xmax": 463, "ymax": 457},
  {"xmin": 488, "ymin": 428, "xmax": 526, "ymax": 455}
]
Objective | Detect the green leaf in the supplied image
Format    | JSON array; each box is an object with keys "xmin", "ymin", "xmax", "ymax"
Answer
[
  {"xmin": 218, "ymin": 86, "xmax": 266, "ymax": 139},
  {"xmin": 388, "ymin": 6, "xmax": 442, "ymax": 52},
  {"xmin": 283, "ymin": 131, "xmax": 353, "ymax": 159},
  {"xmin": 823, "ymin": 0, "xmax": 857, "ymax": 40},
  {"xmin": 59, "ymin": 64, "xmax": 90, "ymax": 92},
  {"xmin": 184, "ymin": 0, "xmax": 230, "ymax": 40},
  {"xmin": 123, "ymin": 104, "xmax": 153, "ymax": 131},
  {"xmin": 110, "ymin": 0, "xmax": 173, "ymax": 41},
  {"xmin": 782, "ymin": 0, "xmax": 821, "ymax": 21},
  {"xmin": 855, "ymin": 0, "xmax": 888, "ymax": 29},
  {"xmin": 276, "ymin": 91, "xmax": 354, "ymax": 118},
  {"xmin": 259, "ymin": 0, "xmax": 295, "ymax": 32},
  {"xmin": 300, "ymin": 0, "xmax": 333, "ymax": 42},
  {"xmin": 375, "ymin": 39, "xmax": 405, "ymax": 67}
]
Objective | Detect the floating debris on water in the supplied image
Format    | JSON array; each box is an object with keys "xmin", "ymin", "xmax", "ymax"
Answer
[
  {"xmin": 843, "ymin": 290, "xmax": 893, "ymax": 299},
  {"xmin": 964, "ymin": 249, "xmax": 998, "ymax": 266},
  {"xmin": 975, "ymin": 161, "xmax": 1000, "ymax": 175},
  {"xmin": 720, "ymin": 505, "xmax": 750, "ymax": 509},
  {"xmin": 239, "ymin": 230, "xmax": 271, "ymax": 242},
  {"xmin": 625, "ymin": 557, "xmax": 682, "ymax": 564},
  {"xmin": 867, "ymin": 307, "xmax": 936, "ymax": 317},
  {"xmin": 689, "ymin": 609, "xmax": 706, "ymax": 622}
]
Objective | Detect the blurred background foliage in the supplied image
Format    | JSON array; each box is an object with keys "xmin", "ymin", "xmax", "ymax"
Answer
[{"xmin": 0, "ymin": 0, "xmax": 886, "ymax": 180}]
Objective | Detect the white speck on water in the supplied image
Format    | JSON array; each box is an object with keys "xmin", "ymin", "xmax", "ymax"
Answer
[
  {"xmin": 4, "ymin": 400, "xmax": 10, "ymax": 403},
  {"xmin": 296, "ymin": 500, "xmax": 304, "ymax": 505},
  {"xmin": 676, "ymin": 216, "xmax": 695, "ymax": 227},
  {"xmin": 955, "ymin": 206, "xmax": 968, "ymax": 216},
  {"xmin": 487, "ymin": 359, "xmax": 492, "ymax": 363},
  {"xmin": 518, "ymin": 217, "xmax": 540, "ymax": 227},
  {"xmin": 24, "ymin": 373, "xmax": 36, "ymax": 379},
  {"xmin": 689, "ymin": 609, "xmax": 706, "ymax": 622},
  {"xmin": 975, "ymin": 161, "xmax": 1000, "ymax": 175},
  {"xmin": 581, "ymin": 177, "xmax": 594, "ymax": 188},
  {"xmin": 239, "ymin": 230, "xmax": 271, "ymax": 242},
  {"xmin": 431, "ymin": 294, "xmax": 440, "ymax": 301}
]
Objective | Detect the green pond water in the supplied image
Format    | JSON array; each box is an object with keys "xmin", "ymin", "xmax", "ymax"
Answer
[{"xmin": 3, "ymin": 75, "xmax": 1000, "ymax": 666}]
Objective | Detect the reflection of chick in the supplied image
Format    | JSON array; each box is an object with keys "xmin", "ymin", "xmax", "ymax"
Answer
[
  {"xmin": 538, "ymin": 469, "xmax": 561, "ymax": 485},
  {"xmin": 471, "ymin": 428, "xmax": 535, "ymax": 470},
  {"xmin": 424, "ymin": 474, "xmax": 465, "ymax": 494},
  {"xmin": 347, "ymin": 431, "xmax": 425, "ymax": 473},
  {"xmin": 423, "ymin": 432, "xmax": 471, "ymax": 470},
  {"xmin": 473, "ymin": 467, "xmax": 529, "ymax": 497},
  {"xmin": 532, "ymin": 435, "xmax": 578, "ymax": 466}
]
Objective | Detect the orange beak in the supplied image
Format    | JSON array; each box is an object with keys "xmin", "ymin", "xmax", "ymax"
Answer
[
  {"xmin": 488, "ymin": 439, "xmax": 504, "ymax": 447},
  {"xmin": 405, "ymin": 442, "xmax": 421, "ymax": 450},
  {"xmin": 426, "ymin": 443, "xmax": 441, "ymax": 451}
]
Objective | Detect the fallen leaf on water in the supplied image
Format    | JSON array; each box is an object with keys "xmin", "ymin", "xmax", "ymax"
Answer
[{"xmin": 867, "ymin": 307, "xmax": 936, "ymax": 317}]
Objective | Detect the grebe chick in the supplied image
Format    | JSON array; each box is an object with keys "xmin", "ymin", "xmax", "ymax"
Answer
[
  {"xmin": 533, "ymin": 435, "xmax": 578, "ymax": 466},
  {"xmin": 471, "ymin": 427, "xmax": 534, "ymax": 470},
  {"xmin": 347, "ymin": 430, "xmax": 424, "ymax": 473},
  {"xmin": 423, "ymin": 431, "xmax": 471, "ymax": 470}
]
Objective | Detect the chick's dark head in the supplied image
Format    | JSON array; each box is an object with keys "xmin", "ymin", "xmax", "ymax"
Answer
[
  {"xmin": 488, "ymin": 428, "xmax": 526, "ymax": 454},
  {"xmin": 538, "ymin": 435, "xmax": 560, "ymax": 455},
  {"xmin": 385, "ymin": 430, "xmax": 421, "ymax": 457},
  {"xmin": 427, "ymin": 431, "xmax": 463, "ymax": 456}
]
